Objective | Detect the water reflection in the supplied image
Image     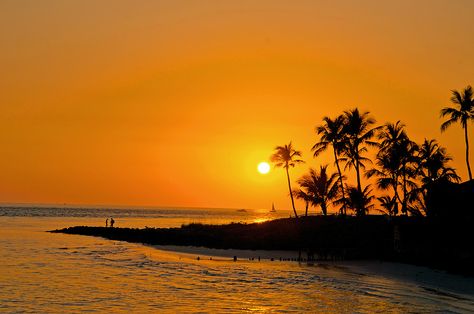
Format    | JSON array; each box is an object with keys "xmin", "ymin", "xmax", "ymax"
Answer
[{"xmin": 1, "ymin": 216, "xmax": 473, "ymax": 313}]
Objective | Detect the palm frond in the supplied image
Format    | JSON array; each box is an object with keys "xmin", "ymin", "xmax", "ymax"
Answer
[{"xmin": 440, "ymin": 117, "xmax": 459, "ymax": 132}]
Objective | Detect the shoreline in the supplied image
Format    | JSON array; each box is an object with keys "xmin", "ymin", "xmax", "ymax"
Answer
[
  {"xmin": 152, "ymin": 244, "xmax": 474, "ymax": 299},
  {"xmin": 150, "ymin": 244, "xmax": 301, "ymax": 260},
  {"xmin": 50, "ymin": 215, "xmax": 474, "ymax": 276}
]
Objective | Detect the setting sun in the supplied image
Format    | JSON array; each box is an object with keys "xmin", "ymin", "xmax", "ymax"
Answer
[{"xmin": 257, "ymin": 162, "xmax": 270, "ymax": 174}]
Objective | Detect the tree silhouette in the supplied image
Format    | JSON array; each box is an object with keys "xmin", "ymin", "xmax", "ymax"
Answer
[
  {"xmin": 376, "ymin": 195, "xmax": 397, "ymax": 216},
  {"xmin": 339, "ymin": 108, "xmax": 380, "ymax": 214},
  {"xmin": 367, "ymin": 121, "xmax": 405, "ymax": 215},
  {"xmin": 296, "ymin": 165, "xmax": 339, "ymax": 216},
  {"xmin": 417, "ymin": 139, "xmax": 461, "ymax": 185},
  {"xmin": 413, "ymin": 139, "xmax": 461, "ymax": 216},
  {"xmin": 270, "ymin": 142, "xmax": 304, "ymax": 218},
  {"xmin": 345, "ymin": 185, "xmax": 375, "ymax": 217},
  {"xmin": 312, "ymin": 115, "xmax": 347, "ymax": 215},
  {"xmin": 293, "ymin": 188, "xmax": 311, "ymax": 216},
  {"xmin": 440, "ymin": 85, "xmax": 474, "ymax": 180},
  {"xmin": 367, "ymin": 121, "xmax": 418, "ymax": 215}
]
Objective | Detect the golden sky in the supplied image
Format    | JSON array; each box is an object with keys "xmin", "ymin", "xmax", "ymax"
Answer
[{"xmin": 0, "ymin": 1, "xmax": 473, "ymax": 211}]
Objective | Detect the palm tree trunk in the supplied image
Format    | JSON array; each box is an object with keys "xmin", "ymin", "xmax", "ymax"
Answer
[
  {"xmin": 286, "ymin": 167, "xmax": 299, "ymax": 218},
  {"xmin": 395, "ymin": 188, "xmax": 404, "ymax": 214},
  {"xmin": 355, "ymin": 160, "xmax": 362, "ymax": 194},
  {"xmin": 353, "ymin": 156, "xmax": 363, "ymax": 216},
  {"xmin": 402, "ymin": 171, "xmax": 407, "ymax": 215},
  {"xmin": 464, "ymin": 125, "xmax": 473, "ymax": 180},
  {"xmin": 392, "ymin": 175, "xmax": 399, "ymax": 216},
  {"xmin": 333, "ymin": 148, "xmax": 346, "ymax": 215},
  {"xmin": 321, "ymin": 203, "xmax": 327, "ymax": 216},
  {"xmin": 305, "ymin": 201, "xmax": 308, "ymax": 217}
]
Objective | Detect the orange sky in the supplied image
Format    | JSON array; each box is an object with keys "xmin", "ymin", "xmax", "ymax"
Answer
[{"xmin": 0, "ymin": 1, "xmax": 473, "ymax": 212}]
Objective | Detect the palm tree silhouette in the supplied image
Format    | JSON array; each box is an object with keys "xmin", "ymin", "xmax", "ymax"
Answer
[
  {"xmin": 413, "ymin": 139, "xmax": 460, "ymax": 216},
  {"xmin": 440, "ymin": 85, "xmax": 474, "ymax": 180},
  {"xmin": 367, "ymin": 121, "xmax": 405, "ymax": 215},
  {"xmin": 339, "ymin": 108, "xmax": 381, "ymax": 194},
  {"xmin": 368, "ymin": 121, "xmax": 418, "ymax": 215},
  {"xmin": 312, "ymin": 115, "xmax": 347, "ymax": 215},
  {"xmin": 293, "ymin": 188, "xmax": 311, "ymax": 216},
  {"xmin": 296, "ymin": 165, "xmax": 339, "ymax": 215},
  {"xmin": 345, "ymin": 185, "xmax": 375, "ymax": 217},
  {"xmin": 270, "ymin": 142, "xmax": 304, "ymax": 218},
  {"xmin": 417, "ymin": 139, "xmax": 460, "ymax": 185},
  {"xmin": 376, "ymin": 195, "xmax": 397, "ymax": 216},
  {"xmin": 367, "ymin": 152, "xmax": 401, "ymax": 215}
]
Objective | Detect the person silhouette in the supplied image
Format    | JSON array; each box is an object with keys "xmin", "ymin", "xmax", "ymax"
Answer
[
  {"xmin": 105, "ymin": 218, "xmax": 109, "ymax": 227},
  {"xmin": 110, "ymin": 217, "xmax": 115, "ymax": 228}
]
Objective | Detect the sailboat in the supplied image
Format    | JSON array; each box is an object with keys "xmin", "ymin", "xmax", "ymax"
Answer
[{"xmin": 270, "ymin": 202, "xmax": 277, "ymax": 213}]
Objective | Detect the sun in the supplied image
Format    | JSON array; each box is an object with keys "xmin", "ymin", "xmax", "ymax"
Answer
[{"xmin": 257, "ymin": 162, "xmax": 270, "ymax": 174}]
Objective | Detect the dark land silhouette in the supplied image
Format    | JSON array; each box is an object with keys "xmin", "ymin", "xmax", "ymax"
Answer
[{"xmin": 51, "ymin": 181, "xmax": 473, "ymax": 275}]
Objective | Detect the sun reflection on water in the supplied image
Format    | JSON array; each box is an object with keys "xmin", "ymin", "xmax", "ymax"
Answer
[{"xmin": 253, "ymin": 217, "xmax": 271, "ymax": 224}]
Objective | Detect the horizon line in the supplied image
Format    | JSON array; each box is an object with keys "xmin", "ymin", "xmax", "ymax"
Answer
[{"xmin": 0, "ymin": 201, "xmax": 262, "ymax": 211}]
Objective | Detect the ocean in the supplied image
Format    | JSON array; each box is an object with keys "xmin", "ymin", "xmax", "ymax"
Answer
[{"xmin": 1, "ymin": 206, "xmax": 473, "ymax": 313}]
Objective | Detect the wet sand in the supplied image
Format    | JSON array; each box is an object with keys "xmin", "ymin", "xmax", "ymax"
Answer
[{"xmin": 152, "ymin": 244, "xmax": 474, "ymax": 299}]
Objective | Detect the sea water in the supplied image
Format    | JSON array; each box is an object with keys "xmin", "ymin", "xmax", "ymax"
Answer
[{"xmin": 1, "ymin": 206, "xmax": 473, "ymax": 313}]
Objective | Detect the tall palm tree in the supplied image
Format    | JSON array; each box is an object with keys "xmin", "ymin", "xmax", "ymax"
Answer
[
  {"xmin": 367, "ymin": 121, "xmax": 406, "ymax": 215},
  {"xmin": 312, "ymin": 115, "xmax": 347, "ymax": 215},
  {"xmin": 366, "ymin": 151, "xmax": 401, "ymax": 215},
  {"xmin": 297, "ymin": 165, "xmax": 339, "ymax": 215},
  {"xmin": 369, "ymin": 121, "xmax": 418, "ymax": 215},
  {"xmin": 270, "ymin": 142, "xmax": 304, "ymax": 218},
  {"xmin": 440, "ymin": 85, "xmax": 474, "ymax": 180},
  {"xmin": 340, "ymin": 108, "xmax": 381, "ymax": 194}
]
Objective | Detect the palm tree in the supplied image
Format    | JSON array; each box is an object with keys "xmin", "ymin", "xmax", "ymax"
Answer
[
  {"xmin": 366, "ymin": 152, "xmax": 401, "ymax": 215},
  {"xmin": 296, "ymin": 165, "xmax": 339, "ymax": 215},
  {"xmin": 293, "ymin": 188, "xmax": 311, "ymax": 216},
  {"xmin": 367, "ymin": 121, "xmax": 406, "ymax": 215},
  {"xmin": 417, "ymin": 139, "xmax": 460, "ymax": 185},
  {"xmin": 312, "ymin": 115, "xmax": 347, "ymax": 214},
  {"xmin": 339, "ymin": 108, "xmax": 381, "ymax": 195},
  {"xmin": 440, "ymin": 85, "xmax": 474, "ymax": 180},
  {"xmin": 369, "ymin": 121, "xmax": 418, "ymax": 215},
  {"xmin": 413, "ymin": 139, "xmax": 461, "ymax": 216},
  {"xmin": 345, "ymin": 185, "xmax": 375, "ymax": 217},
  {"xmin": 378, "ymin": 121, "xmax": 408, "ymax": 152},
  {"xmin": 270, "ymin": 142, "xmax": 304, "ymax": 218},
  {"xmin": 377, "ymin": 195, "xmax": 397, "ymax": 216}
]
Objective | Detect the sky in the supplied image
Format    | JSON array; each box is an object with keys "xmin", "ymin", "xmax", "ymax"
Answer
[{"xmin": 0, "ymin": 0, "xmax": 473, "ymax": 211}]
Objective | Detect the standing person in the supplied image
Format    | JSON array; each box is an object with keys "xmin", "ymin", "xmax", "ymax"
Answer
[
  {"xmin": 105, "ymin": 218, "xmax": 109, "ymax": 227},
  {"xmin": 110, "ymin": 217, "xmax": 115, "ymax": 228}
]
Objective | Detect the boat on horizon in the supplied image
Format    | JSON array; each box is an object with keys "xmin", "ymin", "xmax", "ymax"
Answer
[{"xmin": 270, "ymin": 203, "xmax": 276, "ymax": 213}]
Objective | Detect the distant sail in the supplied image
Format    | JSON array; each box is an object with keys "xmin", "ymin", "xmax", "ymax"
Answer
[{"xmin": 270, "ymin": 203, "xmax": 276, "ymax": 212}]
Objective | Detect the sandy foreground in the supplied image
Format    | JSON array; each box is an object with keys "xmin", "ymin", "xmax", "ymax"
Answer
[{"xmin": 151, "ymin": 244, "xmax": 474, "ymax": 298}]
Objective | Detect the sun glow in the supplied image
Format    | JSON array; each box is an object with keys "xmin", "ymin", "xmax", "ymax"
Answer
[
  {"xmin": 257, "ymin": 162, "xmax": 270, "ymax": 174},
  {"xmin": 253, "ymin": 217, "xmax": 270, "ymax": 224}
]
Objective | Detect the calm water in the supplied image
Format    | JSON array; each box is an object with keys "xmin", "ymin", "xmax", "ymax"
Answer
[{"xmin": 1, "ymin": 206, "xmax": 473, "ymax": 313}]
